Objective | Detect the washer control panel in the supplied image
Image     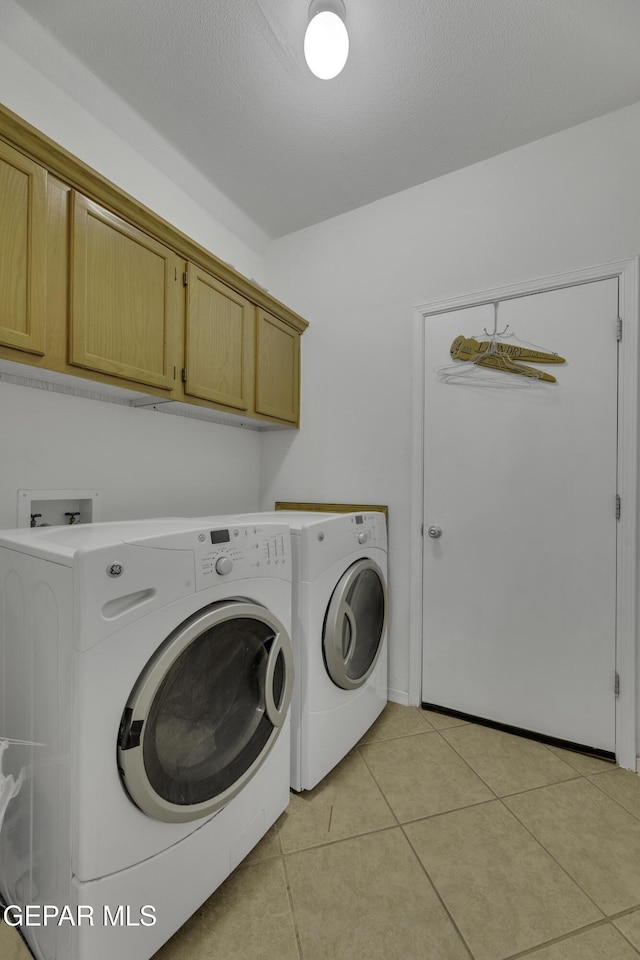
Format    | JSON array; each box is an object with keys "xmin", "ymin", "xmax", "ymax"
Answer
[{"xmin": 195, "ymin": 523, "xmax": 291, "ymax": 589}]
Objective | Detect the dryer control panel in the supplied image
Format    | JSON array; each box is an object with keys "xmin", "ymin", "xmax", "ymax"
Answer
[
  {"xmin": 348, "ymin": 512, "xmax": 387, "ymax": 550},
  {"xmin": 195, "ymin": 523, "xmax": 291, "ymax": 589}
]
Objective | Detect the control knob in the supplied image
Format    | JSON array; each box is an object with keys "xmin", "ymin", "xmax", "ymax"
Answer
[
  {"xmin": 358, "ymin": 531, "xmax": 370, "ymax": 544},
  {"xmin": 215, "ymin": 556, "xmax": 233, "ymax": 576}
]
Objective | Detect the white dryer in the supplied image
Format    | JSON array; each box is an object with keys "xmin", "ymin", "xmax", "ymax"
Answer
[
  {"xmin": 0, "ymin": 518, "xmax": 294, "ymax": 960},
  {"xmin": 220, "ymin": 511, "xmax": 388, "ymax": 791}
]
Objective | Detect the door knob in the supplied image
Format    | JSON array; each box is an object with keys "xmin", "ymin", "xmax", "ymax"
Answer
[{"xmin": 427, "ymin": 525, "xmax": 442, "ymax": 539}]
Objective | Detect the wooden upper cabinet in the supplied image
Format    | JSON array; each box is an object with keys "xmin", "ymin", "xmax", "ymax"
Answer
[
  {"xmin": 0, "ymin": 140, "xmax": 47, "ymax": 355},
  {"xmin": 184, "ymin": 263, "xmax": 253, "ymax": 411},
  {"xmin": 69, "ymin": 193, "xmax": 180, "ymax": 390},
  {"xmin": 0, "ymin": 108, "xmax": 308, "ymax": 425},
  {"xmin": 255, "ymin": 309, "xmax": 300, "ymax": 425}
]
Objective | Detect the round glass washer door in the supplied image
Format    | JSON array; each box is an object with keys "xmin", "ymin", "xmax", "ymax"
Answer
[
  {"xmin": 323, "ymin": 558, "xmax": 387, "ymax": 690},
  {"xmin": 117, "ymin": 599, "xmax": 293, "ymax": 823}
]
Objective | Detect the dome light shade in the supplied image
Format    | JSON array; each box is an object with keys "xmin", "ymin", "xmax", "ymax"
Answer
[{"xmin": 304, "ymin": 0, "xmax": 349, "ymax": 80}]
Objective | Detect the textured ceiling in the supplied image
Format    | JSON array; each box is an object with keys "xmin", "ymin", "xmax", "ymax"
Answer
[{"xmin": 8, "ymin": 0, "xmax": 640, "ymax": 238}]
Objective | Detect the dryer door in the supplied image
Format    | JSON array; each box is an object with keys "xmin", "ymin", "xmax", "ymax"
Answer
[
  {"xmin": 323, "ymin": 558, "xmax": 387, "ymax": 690},
  {"xmin": 117, "ymin": 600, "xmax": 293, "ymax": 823}
]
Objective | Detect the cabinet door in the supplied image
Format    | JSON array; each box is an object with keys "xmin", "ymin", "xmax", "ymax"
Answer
[
  {"xmin": 0, "ymin": 140, "xmax": 46, "ymax": 355},
  {"xmin": 255, "ymin": 309, "xmax": 300, "ymax": 425},
  {"xmin": 70, "ymin": 193, "xmax": 179, "ymax": 390},
  {"xmin": 184, "ymin": 264, "xmax": 253, "ymax": 411}
]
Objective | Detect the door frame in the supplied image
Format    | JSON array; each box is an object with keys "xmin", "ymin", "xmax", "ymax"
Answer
[{"xmin": 409, "ymin": 259, "xmax": 639, "ymax": 770}]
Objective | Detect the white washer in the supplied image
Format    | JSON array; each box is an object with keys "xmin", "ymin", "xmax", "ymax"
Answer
[
  {"xmin": 219, "ymin": 511, "xmax": 388, "ymax": 791},
  {"xmin": 0, "ymin": 517, "xmax": 294, "ymax": 960}
]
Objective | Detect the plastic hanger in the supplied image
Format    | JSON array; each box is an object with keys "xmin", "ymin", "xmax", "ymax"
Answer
[{"xmin": 436, "ymin": 302, "xmax": 566, "ymax": 385}]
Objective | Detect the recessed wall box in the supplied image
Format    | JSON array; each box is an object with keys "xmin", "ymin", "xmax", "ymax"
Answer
[{"xmin": 17, "ymin": 489, "xmax": 101, "ymax": 528}]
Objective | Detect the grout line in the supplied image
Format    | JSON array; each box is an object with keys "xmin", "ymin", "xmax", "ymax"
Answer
[
  {"xmin": 497, "ymin": 910, "xmax": 640, "ymax": 959},
  {"xmin": 429, "ymin": 727, "xmax": 502, "ymax": 800},
  {"xmin": 359, "ymin": 727, "xmax": 439, "ymax": 745},
  {"xmin": 398, "ymin": 795, "xmax": 500, "ymax": 828},
  {"xmin": 281, "ymin": 822, "xmax": 400, "ymax": 858},
  {"xmin": 498, "ymin": 778, "xmax": 608, "ymax": 918},
  {"xmin": 355, "ymin": 744, "xmax": 402, "ymax": 827},
  {"xmin": 614, "ymin": 928, "xmax": 640, "ymax": 958},
  {"xmin": 610, "ymin": 904, "xmax": 640, "ymax": 922},
  {"xmin": 495, "ymin": 771, "xmax": 581, "ymax": 801},
  {"xmin": 280, "ymin": 854, "xmax": 305, "ymax": 960},
  {"xmin": 542, "ymin": 740, "xmax": 617, "ymax": 776},
  {"xmin": 613, "ymin": 920, "xmax": 640, "ymax": 959},
  {"xmin": 586, "ymin": 770, "xmax": 640, "ymax": 823},
  {"xmin": 275, "ymin": 817, "xmax": 284, "ymax": 856},
  {"xmin": 399, "ymin": 824, "xmax": 475, "ymax": 960}
]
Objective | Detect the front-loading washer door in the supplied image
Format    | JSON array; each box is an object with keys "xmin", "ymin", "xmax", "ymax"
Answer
[
  {"xmin": 322, "ymin": 558, "xmax": 387, "ymax": 691},
  {"xmin": 117, "ymin": 600, "xmax": 293, "ymax": 823}
]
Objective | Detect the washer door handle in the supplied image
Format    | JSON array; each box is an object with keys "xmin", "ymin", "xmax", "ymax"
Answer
[
  {"xmin": 342, "ymin": 603, "xmax": 357, "ymax": 667},
  {"xmin": 264, "ymin": 631, "xmax": 294, "ymax": 728}
]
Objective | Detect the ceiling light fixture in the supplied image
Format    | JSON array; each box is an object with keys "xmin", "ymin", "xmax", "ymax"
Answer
[{"xmin": 304, "ymin": 0, "xmax": 349, "ymax": 80}]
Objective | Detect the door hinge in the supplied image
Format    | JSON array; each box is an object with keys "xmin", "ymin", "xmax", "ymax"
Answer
[
  {"xmin": 615, "ymin": 672, "xmax": 620, "ymax": 697},
  {"xmin": 616, "ymin": 494, "xmax": 621, "ymax": 520},
  {"xmin": 183, "ymin": 271, "xmax": 189, "ymax": 287},
  {"xmin": 181, "ymin": 368, "xmax": 187, "ymax": 383},
  {"xmin": 616, "ymin": 318, "xmax": 622, "ymax": 341}
]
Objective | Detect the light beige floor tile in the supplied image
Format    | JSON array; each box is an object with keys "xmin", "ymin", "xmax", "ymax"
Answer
[
  {"xmin": 241, "ymin": 821, "xmax": 282, "ymax": 865},
  {"xmin": 359, "ymin": 702, "xmax": 434, "ymax": 743},
  {"xmin": 420, "ymin": 709, "xmax": 468, "ymax": 730},
  {"xmin": 547, "ymin": 744, "xmax": 616, "ymax": 775},
  {"xmin": 525, "ymin": 924, "xmax": 640, "ymax": 959},
  {"xmin": 0, "ymin": 923, "xmax": 33, "ymax": 960},
  {"xmin": 441, "ymin": 723, "xmax": 579, "ymax": 796},
  {"xmin": 589, "ymin": 768, "xmax": 640, "ymax": 820},
  {"xmin": 404, "ymin": 800, "xmax": 602, "ymax": 960},
  {"xmin": 152, "ymin": 857, "xmax": 298, "ymax": 960},
  {"xmin": 614, "ymin": 908, "xmax": 640, "ymax": 951},
  {"xmin": 278, "ymin": 748, "xmax": 395, "ymax": 854},
  {"xmin": 505, "ymin": 778, "xmax": 640, "ymax": 915},
  {"xmin": 361, "ymin": 731, "xmax": 493, "ymax": 822},
  {"xmin": 285, "ymin": 827, "xmax": 469, "ymax": 960}
]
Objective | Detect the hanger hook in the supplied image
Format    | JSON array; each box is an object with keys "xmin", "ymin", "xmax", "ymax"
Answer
[{"xmin": 483, "ymin": 302, "xmax": 509, "ymax": 338}]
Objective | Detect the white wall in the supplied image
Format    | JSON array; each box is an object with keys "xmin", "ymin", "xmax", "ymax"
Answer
[
  {"xmin": 261, "ymin": 101, "xmax": 640, "ymax": 721},
  {"xmin": 0, "ymin": 0, "xmax": 270, "ymax": 269},
  {"xmin": 0, "ymin": 383, "xmax": 261, "ymax": 529},
  {"xmin": 0, "ymin": 9, "xmax": 268, "ymax": 531}
]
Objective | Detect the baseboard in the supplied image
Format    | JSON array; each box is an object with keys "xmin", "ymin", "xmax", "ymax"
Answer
[{"xmin": 387, "ymin": 688, "xmax": 409, "ymax": 706}]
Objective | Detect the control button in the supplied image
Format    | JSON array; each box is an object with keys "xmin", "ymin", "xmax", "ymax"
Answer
[
  {"xmin": 215, "ymin": 556, "xmax": 233, "ymax": 576},
  {"xmin": 358, "ymin": 531, "xmax": 370, "ymax": 544}
]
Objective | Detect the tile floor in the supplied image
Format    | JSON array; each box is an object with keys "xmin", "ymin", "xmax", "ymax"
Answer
[{"xmin": 3, "ymin": 703, "xmax": 640, "ymax": 960}]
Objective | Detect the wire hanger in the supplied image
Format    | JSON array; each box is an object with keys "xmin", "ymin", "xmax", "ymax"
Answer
[
  {"xmin": 478, "ymin": 301, "xmax": 564, "ymax": 355},
  {"xmin": 435, "ymin": 301, "xmax": 566, "ymax": 386},
  {"xmin": 483, "ymin": 302, "xmax": 510, "ymax": 338}
]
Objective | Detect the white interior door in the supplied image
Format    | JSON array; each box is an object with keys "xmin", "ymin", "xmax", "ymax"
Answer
[{"xmin": 422, "ymin": 278, "xmax": 619, "ymax": 753}]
